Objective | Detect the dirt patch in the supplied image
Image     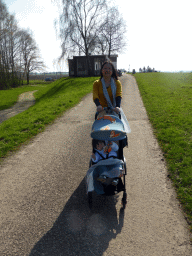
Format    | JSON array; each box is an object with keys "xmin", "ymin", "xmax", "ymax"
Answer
[{"xmin": 0, "ymin": 90, "xmax": 37, "ymax": 124}]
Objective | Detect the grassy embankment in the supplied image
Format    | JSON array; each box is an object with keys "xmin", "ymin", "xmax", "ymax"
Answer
[
  {"xmin": 0, "ymin": 77, "xmax": 98, "ymax": 159},
  {"xmin": 134, "ymin": 72, "xmax": 192, "ymax": 232},
  {"xmin": 0, "ymin": 80, "xmax": 53, "ymax": 111}
]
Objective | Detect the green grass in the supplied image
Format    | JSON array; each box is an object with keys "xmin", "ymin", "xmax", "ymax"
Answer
[
  {"xmin": 134, "ymin": 72, "xmax": 192, "ymax": 231},
  {"xmin": 0, "ymin": 77, "xmax": 98, "ymax": 159},
  {"xmin": 23, "ymin": 80, "xmax": 51, "ymax": 85},
  {"xmin": 0, "ymin": 80, "xmax": 53, "ymax": 110}
]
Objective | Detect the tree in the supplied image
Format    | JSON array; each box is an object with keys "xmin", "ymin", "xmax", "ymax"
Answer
[
  {"xmin": 57, "ymin": 0, "xmax": 108, "ymax": 75},
  {"xmin": 57, "ymin": 0, "xmax": 127, "ymax": 75},
  {"xmin": 19, "ymin": 29, "xmax": 45, "ymax": 84},
  {"xmin": 147, "ymin": 66, "xmax": 152, "ymax": 72},
  {"xmin": 97, "ymin": 6, "xmax": 127, "ymax": 57},
  {"xmin": 0, "ymin": 0, "xmax": 45, "ymax": 88},
  {"xmin": 95, "ymin": 34, "xmax": 108, "ymax": 55},
  {"xmin": 0, "ymin": 0, "xmax": 21, "ymax": 88}
]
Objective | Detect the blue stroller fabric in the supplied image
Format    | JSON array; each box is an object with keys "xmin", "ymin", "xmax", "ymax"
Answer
[
  {"xmin": 119, "ymin": 108, "xmax": 131, "ymax": 133},
  {"xmin": 93, "ymin": 165, "xmax": 108, "ymax": 194},
  {"xmin": 86, "ymin": 159, "xmax": 124, "ymax": 194}
]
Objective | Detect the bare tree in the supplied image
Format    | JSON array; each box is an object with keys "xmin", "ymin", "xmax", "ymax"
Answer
[
  {"xmin": 0, "ymin": 0, "xmax": 9, "ymax": 88},
  {"xmin": 0, "ymin": 1, "xmax": 45, "ymax": 88},
  {"xmin": 6, "ymin": 15, "xmax": 22, "ymax": 78},
  {"xmin": 19, "ymin": 29, "xmax": 45, "ymax": 84},
  {"xmin": 0, "ymin": 0, "xmax": 46, "ymax": 88},
  {"xmin": 56, "ymin": 0, "xmax": 128, "ymax": 75},
  {"xmin": 95, "ymin": 34, "xmax": 108, "ymax": 55},
  {"xmin": 0, "ymin": 0, "xmax": 21, "ymax": 88},
  {"xmin": 58, "ymin": 0, "xmax": 108, "ymax": 75},
  {"xmin": 97, "ymin": 6, "xmax": 127, "ymax": 57}
]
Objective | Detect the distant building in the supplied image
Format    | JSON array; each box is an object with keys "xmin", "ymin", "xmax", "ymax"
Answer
[{"xmin": 68, "ymin": 55, "xmax": 118, "ymax": 77}]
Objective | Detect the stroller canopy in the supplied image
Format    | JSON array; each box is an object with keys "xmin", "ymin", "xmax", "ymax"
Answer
[{"xmin": 91, "ymin": 114, "xmax": 127, "ymax": 141}]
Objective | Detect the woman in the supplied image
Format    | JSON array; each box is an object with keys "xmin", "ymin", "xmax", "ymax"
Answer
[{"xmin": 93, "ymin": 61, "xmax": 122, "ymax": 114}]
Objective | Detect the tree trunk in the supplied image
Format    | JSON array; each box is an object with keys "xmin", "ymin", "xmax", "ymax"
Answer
[
  {"xmin": 87, "ymin": 55, "xmax": 92, "ymax": 76},
  {"xmin": 27, "ymin": 71, "xmax": 29, "ymax": 85},
  {"xmin": 85, "ymin": 46, "xmax": 92, "ymax": 76}
]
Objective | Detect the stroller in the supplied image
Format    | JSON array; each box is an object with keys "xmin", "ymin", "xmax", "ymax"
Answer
[{"xmin": 86, "ymin": 107, "xmax": 131, "ymax": 209}]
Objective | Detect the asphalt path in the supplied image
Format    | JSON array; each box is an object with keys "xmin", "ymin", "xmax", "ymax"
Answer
[{"xmin": 0, "ymin": 74, "xmax": 191, "ymax": 255}]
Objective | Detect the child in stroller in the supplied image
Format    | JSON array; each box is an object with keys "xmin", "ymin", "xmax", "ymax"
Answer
[
  {"xmin": 92, "ymin": 139, "xmax": 119, "ymax": 163},
  {"xmin": 91, "ymin": 139, "xmax": 124, "ymax": 196},
  {"xmin": 91, "ymin": 139, "xmax": 122, "ymax": 194},
  {"xmin": 86, "ymin": 107, "xmax": 131, "ymax": 209}
]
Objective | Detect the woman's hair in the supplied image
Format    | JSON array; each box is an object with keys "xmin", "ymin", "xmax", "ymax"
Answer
[{"xmin": 100, "ymin": 61, "xmax": 118, "ymax": 80}]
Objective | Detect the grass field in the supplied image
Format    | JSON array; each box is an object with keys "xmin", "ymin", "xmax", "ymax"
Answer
[
  {"xmin": 0, "ymin": 77, "xmax": 98, "ymax": 159},
  {"xmin": 134, "ymin": 72, "xmax": 192, "ymax": 231},
  {"xmin": 0, "ymin": 80, "xmax": 53, "ymax": 111}
]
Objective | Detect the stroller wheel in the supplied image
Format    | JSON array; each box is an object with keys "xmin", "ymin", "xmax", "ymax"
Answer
[
  {"xmin": 122, "ymin": 192, "xmax": 127, "ymax": 209},
  {"xmin": 88, "ymin": 192, "xmax": 93, "ymax": 209}
]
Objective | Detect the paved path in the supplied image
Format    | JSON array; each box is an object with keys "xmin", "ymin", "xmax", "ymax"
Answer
[
  {"xmin": 0, "ymin": 91, "xmax": 37, "ymax": 124},
  {"xmin": 0, "ymin": 74, "xmax": 191, "ymax": 255}
]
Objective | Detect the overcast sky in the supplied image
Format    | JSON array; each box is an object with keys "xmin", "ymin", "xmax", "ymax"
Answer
[{"xmin": 6, "ymin": 0, "xmax": 192, "ymax": 72}]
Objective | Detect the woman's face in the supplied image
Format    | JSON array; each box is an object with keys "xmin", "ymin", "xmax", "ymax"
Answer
[{"xmin": 102, "ymin": 63, "xmax": 113, "ymax": 78}]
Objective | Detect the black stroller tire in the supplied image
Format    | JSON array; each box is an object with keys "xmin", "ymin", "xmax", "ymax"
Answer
[
  {"xmin": 88, "ymin": 192, "xmax": 93, "ymax": 209},
  {"xmin": 122, "ymin": 192, "xmax": 127, "ymax": 209}
]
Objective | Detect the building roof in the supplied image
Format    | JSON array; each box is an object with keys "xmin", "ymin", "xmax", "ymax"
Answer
[{"xmin": 69, "ymin": 54, "xmax": 118, "ymax": 60}]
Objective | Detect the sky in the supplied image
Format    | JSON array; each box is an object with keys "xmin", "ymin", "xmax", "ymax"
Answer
[{"xmin": 6, "ymin": 0, "xmax": 192, "ymax": 72}]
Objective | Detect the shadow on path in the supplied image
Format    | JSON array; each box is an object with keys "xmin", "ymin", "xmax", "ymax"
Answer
[{"xmin": 30, "ymin": 178, "xmax": 125, "ymax": 256}]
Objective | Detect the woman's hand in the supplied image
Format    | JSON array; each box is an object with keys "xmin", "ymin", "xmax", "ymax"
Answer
[
  {"xmin": 97, "ymin": 105, "xmax": 103, "ymax": 112},
  {"xmin": 113, "ymin": 107, "xmax": 120, "ymax": 114}
]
